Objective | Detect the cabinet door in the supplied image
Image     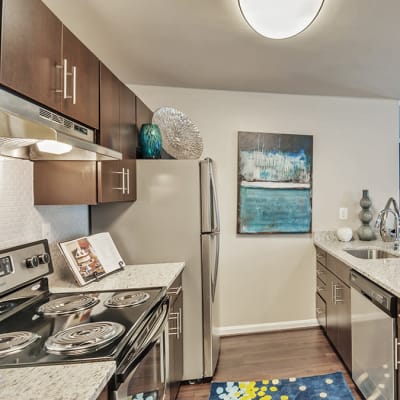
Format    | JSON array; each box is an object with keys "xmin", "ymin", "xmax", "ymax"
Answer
[
  {"xmin": 99, "ymin": 64, "xmax": 120, "ymax": 151},
  {"xmin": 0, "ymin": 0, "xmax": 62, "ymax": 111},
  {"xmin": 136, "ymin": 97, "xmax": 153, "ymax": 129},
  {"xmin": 120, "ymin": 84, "xmax": 137, "ymax": 159},
  {"xmin": 316, "ymin": 293, "xmax": 326, "ymax": 332},
  {"xmin": 325, "ymin": 269, "xmax": 338, "ymax": 348},
  {"xmin": 97, "ymin": 160, "xmax": 136, "ymax": 203},
  {"xmin": 168, "ymin": 287, "xmax": 183, "ymax": 400},
  {"xmin": 62, "ymin": 26, "xmax": 99, "ymax": 129},
  {"xmin": 33, "ymin": 161, "xmax": 97, "ymax": 205},
  {"xmin": 336, "ymin": 281, "xmax": 352, "ymax": 370}
]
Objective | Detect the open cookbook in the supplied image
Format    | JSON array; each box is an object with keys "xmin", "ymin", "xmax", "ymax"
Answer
[{"xmin": 58, "ymin": 232, "xmax": 126, "ymax": 286}]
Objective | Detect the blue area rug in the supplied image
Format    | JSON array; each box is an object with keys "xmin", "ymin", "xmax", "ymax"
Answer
[{"xmin": 210, "ymin": 372, "xmax": 354, "ymax": 400}]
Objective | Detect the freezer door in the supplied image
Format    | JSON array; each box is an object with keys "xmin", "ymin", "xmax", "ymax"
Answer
[
  {"xmin": 201, "ymin": 232, "xmax": 220, "ymax": 378},
  {"xmin": 200, "ymin": 158, "xmax": 220, "ymax": 234}
]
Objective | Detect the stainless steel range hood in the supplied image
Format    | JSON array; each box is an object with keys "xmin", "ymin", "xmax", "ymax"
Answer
[{"xmin": 0, "ymin": 88, "xmax": 122, "ymax": 161}]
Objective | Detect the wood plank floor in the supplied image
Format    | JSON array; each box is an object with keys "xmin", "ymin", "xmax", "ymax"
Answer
[{"xmin": 177, "ymin": 327, "xmax": 362, "ymax": 400}]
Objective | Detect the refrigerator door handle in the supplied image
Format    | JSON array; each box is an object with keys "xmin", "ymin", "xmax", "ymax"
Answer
[
  {"xmin": 208, "ymin": 159, "xmax": 221, "ymax": 233},
  {"xmin": 212, "ymin": 232, "xmax": 220, "ymax": 301}
]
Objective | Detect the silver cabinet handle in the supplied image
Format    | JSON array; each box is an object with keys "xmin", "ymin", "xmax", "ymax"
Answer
[
  {"xmin": 317, "ymin": 286, "xmax": 326, "ymax": 293},
  {"xmin": 167, "ymin": 286, "xmax": 182, "ymax": 296},
  {"xmin": 178, "ymin": 307, "xmax": 182, "ymax": 335},
  {"xmin": 316, "ymin": 307, "xmax": 323, "ymax": 315},
  {"xmin": 316, "ymin": 254, "xmax": 325, "ymax": 264},
  {"xmin": 112, "ymin": 169, "xmax": 125, "ymax": 193},
  {"xmin": 333, "ymin": 284, "xmax": 344, "ymax": 304},
  {"xmin": 316, "ymin": 269, "xmax": 325, "ymax": 277},
  {"xmin": 125, "ymin": 168, "xmax": 130, "ymax": 195},
  {"xmin": 169, "ymin": 312, "xmax": 180, "ymax": 338},
  {"xmin": 56, "ymin": 59, "xmax": 73, "ymax": 100},
  {"xmin": 72, "ymin": 65, "xmax": 77, "ymax": 105},
  {"xmin": 122, "ymin": 167, "xmax": 126, "ymax": 194},
  {"xmin": 395, "ymin": 338, "xmax": 400, "ymax": 370}
]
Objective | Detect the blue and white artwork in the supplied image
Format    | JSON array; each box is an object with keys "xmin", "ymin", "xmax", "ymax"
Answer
[{"xmin": 237, "ymin": 132, "xmax": 313, "ymax": 234}]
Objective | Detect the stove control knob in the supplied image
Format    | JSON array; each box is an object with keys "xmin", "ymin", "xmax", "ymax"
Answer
[
  {"xmin": 26, "ymin": 256, "xmax": 39, "ymax": 268},
  {"xmin": 38, "ymin": 253, "xmax": 50, "ymax": 264}
]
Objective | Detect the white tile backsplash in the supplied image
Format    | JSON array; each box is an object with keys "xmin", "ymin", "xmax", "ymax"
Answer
[{"xmin": 0, "ymin": 157, "xmax": 89, "ymax": 272}]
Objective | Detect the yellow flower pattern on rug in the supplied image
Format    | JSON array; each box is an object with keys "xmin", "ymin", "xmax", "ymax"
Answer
[{"xmin": 209, "ymin": 372, "xmax": 354, "ymax": 400}]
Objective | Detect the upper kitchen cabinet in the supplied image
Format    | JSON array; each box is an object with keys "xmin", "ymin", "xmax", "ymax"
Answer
[
  {"xmin": 61, "ymin": 27, "xmax": 99, "ymax": 129},
  {"xmin": 0, "ymin": 0, "xmax": 62, "ymax": 111},
  {"xmin": 0, "ymin": 0, "xmax": 99, "ymax": 129},
  {"xmin": 119, "ymin": 84, "xmax": 137, "ymax": 160},
  {"xmin": 99, "ymin": 63, "xmax": 137, "ymax": 159},
  {"xmin": 136, "ymin": 97, "xmax": 153, "ymax": 128}
]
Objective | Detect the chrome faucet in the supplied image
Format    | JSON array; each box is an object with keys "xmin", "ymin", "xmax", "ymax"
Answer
[{"xmin": 376, "ymin": 197, "xmax": 400, "ymax": 242}]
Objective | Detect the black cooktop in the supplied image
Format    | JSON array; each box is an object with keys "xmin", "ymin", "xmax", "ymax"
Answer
[{"xmin": 0, "ymin": 286, "xmax": 165, "ymax": 368}]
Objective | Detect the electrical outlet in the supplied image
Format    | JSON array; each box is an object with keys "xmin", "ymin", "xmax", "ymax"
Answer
[
  {"xmin": 339, "ymin": 208, "xmax": 348, "ymax": 220},
  {"xmin": 41, "ymin": 223, "xmax": 50, "ymax": 239}
]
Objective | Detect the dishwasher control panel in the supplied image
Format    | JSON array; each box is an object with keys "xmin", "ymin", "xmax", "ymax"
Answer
[{"xmin": 350, "ymin": 270, "xmax": 396, "ymax": 317}]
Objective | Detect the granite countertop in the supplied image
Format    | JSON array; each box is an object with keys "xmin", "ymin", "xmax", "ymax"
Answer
[
  {"xmin": 1, "ymin": 262, "xmax": 185, "ymax": 400},
  {"xmin": 0, "ymin": 362, "xmax": 115, "ymax": 400},
  {"xmin": 49, "ymin": 262, "xmax": 185, "ymax": 293},
  {"xmin": 314, "ymin": 232, "xmax": 400, "ymax": 297}
]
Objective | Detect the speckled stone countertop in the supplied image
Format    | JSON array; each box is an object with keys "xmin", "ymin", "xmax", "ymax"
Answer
[
  {"xmin": 0, "ymin": 262, "xmax": 185, "ymax": 400},
  {"xmin": 49, "ymin": 262, "xmax": 185, "ymax": 293},
  {"xmin": 314, "ymin": 232, "xmax": 400, "ymax": 297},
  {"xmin": 0, "ymin": 362, "xmax": 115, "ymax": 400}
]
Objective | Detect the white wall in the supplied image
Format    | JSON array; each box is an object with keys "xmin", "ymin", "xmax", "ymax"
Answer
[
  {"xmin": 0, "ymin": 157, "xmax": 89, "ymax": 271},
  {"xmin": 129, "ymin": 85, "xmax": 399, "ymax": 330}
]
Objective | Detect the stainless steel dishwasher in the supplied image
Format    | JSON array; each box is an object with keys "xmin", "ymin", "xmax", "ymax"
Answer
[{"xmin": 351, "ymin": 270, "xmax": 397, "ymax": 400}]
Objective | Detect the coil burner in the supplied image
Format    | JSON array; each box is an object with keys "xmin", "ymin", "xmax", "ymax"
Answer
[
  {"xmin": 45, "ymin": 321, "xmax": 125, "ymax": 355},
  {"xmin": 37, "ymin": 295, "xmax": 100, "ymax": 316},
  {"xmin": 104, "ymin": 291, "xmax": 150, "ymax": 308},
  {"xmin": 0, "ymin": 331, "xmax": 40, "ymax": 357}
]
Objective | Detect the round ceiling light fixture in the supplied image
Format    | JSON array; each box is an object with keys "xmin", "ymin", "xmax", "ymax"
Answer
[{"xmin": 238, "ymin": 0, "xmax": 324, "ymax": 39}]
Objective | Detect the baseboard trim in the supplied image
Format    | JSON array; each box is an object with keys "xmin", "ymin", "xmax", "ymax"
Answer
[{"xmin": 216, "ymin": 319, "xmax": 319, "ymax": 337}]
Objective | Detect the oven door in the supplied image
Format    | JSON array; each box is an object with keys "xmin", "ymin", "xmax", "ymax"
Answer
[{"xmin": 112, "ymin": 298, "xmax": 169, "ymax": 400}]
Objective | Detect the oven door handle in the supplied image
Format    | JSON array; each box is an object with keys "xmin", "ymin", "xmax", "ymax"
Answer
[{"xmin": 116, "ymin": 299, "xmax": 170, "ymax": 382}]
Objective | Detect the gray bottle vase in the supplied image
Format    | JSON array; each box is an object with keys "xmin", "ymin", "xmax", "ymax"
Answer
[{"xmin": 357, "ymin": 189, "xmax": 376, "ymax": 241}]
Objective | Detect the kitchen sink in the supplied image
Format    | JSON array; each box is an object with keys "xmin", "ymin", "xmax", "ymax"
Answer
[{"xmin": 344, "ymin": 248, "xmax": 399, "ymax": 259}]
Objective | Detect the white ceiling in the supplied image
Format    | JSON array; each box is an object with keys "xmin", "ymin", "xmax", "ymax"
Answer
[{"xmin": 43, "ymin": 0, "xmax": 400, "ymax": 99}]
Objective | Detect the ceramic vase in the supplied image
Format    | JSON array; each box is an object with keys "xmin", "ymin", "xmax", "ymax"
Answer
[
  {"xmin": 139, "ymin": 124, "xmax": 162, "ymax": 159},
  {"xmin": 357, "ymin": 189, "xmax": 376, "ymax": 241}
]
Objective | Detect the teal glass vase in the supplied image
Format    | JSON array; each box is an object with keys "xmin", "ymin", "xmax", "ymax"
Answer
[{"xmin": 139, "ymin": 124, "xmax": 162, "ymax": 159}]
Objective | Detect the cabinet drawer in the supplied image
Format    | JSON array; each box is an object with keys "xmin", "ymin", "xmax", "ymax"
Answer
[
  {"xmin": 316, "ymin": 262, "xmax": 327, "ymax": 284},
  {"xmin": 316, "ymin": 247, "xmax": 327, "ymax": 266},
  {"xmin": 327, "ymin": 254, "xmax": 350, "ymax": 285},
  {"xmin": 316, "ymin": 293, "xmax": 326, "ymax": 332},
  {"xmin": 316, "ymin": 277, "xmax": 328, "ymax": 302}
]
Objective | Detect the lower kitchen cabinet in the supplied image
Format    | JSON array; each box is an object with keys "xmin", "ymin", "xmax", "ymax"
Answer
[
  {"xmin": 167, "ymin": 274, "xmax": 183, "ymax": 400},
  {"xmin": 315, "ymin": 247, "xmax": 351, "ymax": 371},
  {"xmin": 33, "ymin": 160, "xmax": 136, "ymax": 205}
]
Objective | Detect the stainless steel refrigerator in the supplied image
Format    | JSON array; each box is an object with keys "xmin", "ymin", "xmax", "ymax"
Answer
[{"xmin": 90, "ymin": 158, "xmax": 221, "ymax": 381}]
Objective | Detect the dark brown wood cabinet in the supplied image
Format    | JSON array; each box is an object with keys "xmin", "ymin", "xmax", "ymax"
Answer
[
  {"xmin": 62, "ymin": 26, "xmax": 99, "ymax": 129},
  {"xmin": 136, "ymin": 97, "xmax": 153, "ymax": 129},
  {"xmin": 33, "ymin": 160, "xmax": 136, "ymax": 205},
  {"xmin": 0, "ymin": 0, "xmax": 99, "ymax": 129},
  {"xmin": 167, "ymin": 274, "xmax": 183, "ymax": 400},
  {"xmin": 99, "ymin": 63, "xmax": 137, "ymax": 158},
  {"xmin": 119, "ymin": 84, "xmax": 137, "ymax": 160},
  {"xmin": 97, "ymin": 160, "xmax": 136, "ymax": 203},
  {"xmin": 0, "ymin": 0, "xmax": 62, "ymax": 111},
  {"xmin": 315, "ymin": 247, "xmax": 351, "ymax": 371}
]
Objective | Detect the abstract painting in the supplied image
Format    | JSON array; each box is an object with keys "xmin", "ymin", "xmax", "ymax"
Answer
[{"xmin": 237, "ymin": 132, "xmax": 313, "ymax": 234}]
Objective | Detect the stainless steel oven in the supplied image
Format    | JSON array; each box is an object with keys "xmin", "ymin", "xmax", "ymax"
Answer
[
  {"xmin": 0, "ymin": 240, "xmax": 170, "ymax": 400},
  {"xmin": 111, "ymin": 298, "xmax": 170, "ymax": 400}
]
